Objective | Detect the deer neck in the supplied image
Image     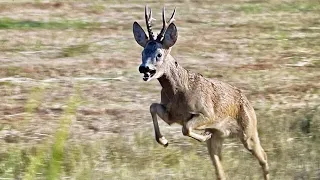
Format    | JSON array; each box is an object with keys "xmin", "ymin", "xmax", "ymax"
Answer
[{"xmin": 158, "ymin": 54, "xmax": 189, "ymax": 99}]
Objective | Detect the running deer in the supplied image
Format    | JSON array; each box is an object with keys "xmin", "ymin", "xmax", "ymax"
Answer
[{"xmin": 132, "ymin": 6, "xmax": 269, "ymax": 180}]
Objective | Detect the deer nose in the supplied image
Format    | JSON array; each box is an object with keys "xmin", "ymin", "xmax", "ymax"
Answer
[{"xmin": 139, "ymin": 65, "xmax": 150, "ymax": 73}]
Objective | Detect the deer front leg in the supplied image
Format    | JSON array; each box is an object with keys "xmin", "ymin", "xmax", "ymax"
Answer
[
  {"xmin": 150, "ymin": 103, "xmax": 170, "ymax": 147},
  {"xmin": 182, "ymin": 114, "xmax": 212, "ymax": 142}
]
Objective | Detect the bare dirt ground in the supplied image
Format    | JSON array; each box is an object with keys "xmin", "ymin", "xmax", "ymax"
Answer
[{"xmin": 0, "ymin": 0, "xmax": 319, "ymax": 179}]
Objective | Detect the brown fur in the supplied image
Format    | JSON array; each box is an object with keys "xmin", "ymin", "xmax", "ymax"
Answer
[
  {"xmin": 153, "ymin": 54, "xmax": 269, "ymax": 180},
  {"xmin": 133, "ymin": 6, "xmax": 270, "ymax": 180}
]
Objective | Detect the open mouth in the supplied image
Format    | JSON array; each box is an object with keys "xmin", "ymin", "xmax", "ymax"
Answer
[{"xmin": 142, "ymin": 70, "xmax": 156, "ymax": 81}]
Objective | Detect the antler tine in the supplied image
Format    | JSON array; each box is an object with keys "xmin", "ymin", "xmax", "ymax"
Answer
[
  {"xmin": 156, "ymin": 7, "xmax": 176, "ymax": 42},
  {"xmin": 156, "ymin": 7, "xmax": 167, "ymax": 41},
  {"xmin": 145, "ymin": 5, "xmax": 155, "ymax": 40},
  {"xmin": 168, "ymin": 7, "xmax": 176, "ymax": 25},
  {"xmin": 162, "ymin": 7, "xmax": 166, "ymax": 32}
]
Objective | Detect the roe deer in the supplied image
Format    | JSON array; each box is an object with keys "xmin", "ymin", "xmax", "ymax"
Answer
[{"xmin": 133, "ymin": 6, "xmax": 269, "ymax": 180}]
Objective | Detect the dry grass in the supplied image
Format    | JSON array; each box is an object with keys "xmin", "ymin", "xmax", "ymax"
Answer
[{"xmin": 0, "ymin": 0, "xmax": 319, "ymax": 179}]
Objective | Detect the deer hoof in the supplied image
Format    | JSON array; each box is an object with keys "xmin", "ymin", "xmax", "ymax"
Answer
[
  {"xmin": 158, "ymin": 136, "xmax": 168, "ymax": 147},
  {"xmin": 202, "ymin": 132, "xmax": 212, "ymax": 141}
]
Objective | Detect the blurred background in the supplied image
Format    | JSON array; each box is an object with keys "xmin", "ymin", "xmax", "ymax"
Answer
[{"xmin": 0, "ymin": 0, "xmax": 319, "ymax": 179}]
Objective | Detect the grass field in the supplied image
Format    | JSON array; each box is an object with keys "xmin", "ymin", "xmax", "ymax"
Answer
[{"xmin": 0, "ymin": 0, "xmax": 319, "ymax": 179}]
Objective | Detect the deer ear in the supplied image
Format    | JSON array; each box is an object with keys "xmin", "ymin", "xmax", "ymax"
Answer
[
  {"xmin": 163, "ymin": 23, "xmax": 178, "ymax": 49},
  {"xmin": 133, "ymin": 22, "xmax": 148, "ymax": 47}
]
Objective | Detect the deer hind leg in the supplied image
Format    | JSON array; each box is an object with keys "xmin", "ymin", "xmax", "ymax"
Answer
[
  {"xmin": 241, "ymin": 134, "xmax": 269, "ymax": 180},
  {"xmin": 182, "ymin": 114, "xmax": 212, "ymax": 142},
  {"xmin": 207, "ymin": 130, "xmax": 226, "ymax": 180},
  {"xmin": 150, "ymin": 103, "xmax": 170, "ymax": 147},
  {"xmin": 240, "ymin": 106, "xmax": 269, "ymax": 180}
]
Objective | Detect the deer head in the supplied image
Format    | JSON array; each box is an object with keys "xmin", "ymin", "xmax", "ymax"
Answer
[{"xmin": 133, "ymin": 6, "xmax": 177, "ymax": 81}]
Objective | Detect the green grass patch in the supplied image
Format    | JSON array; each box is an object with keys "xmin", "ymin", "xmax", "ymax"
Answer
[
  {"xmin": 61, "ymin": 44, "xmax": 90, "ymax": 57},
  {"xmin": 25, "ymin": 86, "xmax": 45, "ymax": 115},
  {"xmin": 88, "ymin": 3, "xmax": 105, "ymax": 14},
  {"xmin": 0, "ymin": 81, "xmax": 14, "ymax": 86},
  {"xmin": 229, "ymin": 3, "xmax": 265, "ymax": 14},
  {"xmin": 227, "ymin": 1, "xmax": 320, "ymax": 14},
  {"xmin": 24, "ymin": 144, "xmax": 48, "ymax": 180},
  {"xmin": 271, "ymin": 1, "xmax": 320, "ymax": 12},
  {"xmin": 0, "ymin": 148, "xmax": 25, "ymax": 179},
  {"xmin": 45, "ymin": 92, "xmax": 82, "ymax": 179},
  {"xmin": 22, "ymin": 90, "xmax": 82, "ymax": 180},
  {"xmin": 0, "ymin": 18, "xmax": 100, "ymax": 30},
  {"xmin": 3, "ymin": 66, "xmax": 22, "ymax": 77}
]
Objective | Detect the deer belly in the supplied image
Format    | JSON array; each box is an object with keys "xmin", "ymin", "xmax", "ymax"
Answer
[
  {"xmin": 166, "ymin": 112, "xmax": 184, "ymax": 125},
  {"xmin": 167, "ymin": 103, "xmax": 192, "ymax": 125}
]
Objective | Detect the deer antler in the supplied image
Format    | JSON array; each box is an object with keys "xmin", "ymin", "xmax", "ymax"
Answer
[
  {"xmin": 145, "ymin": 5, "xmax": 155, "ymax": 40},
  {"xmin": 156, "ymin": 7, "xmax": 176, "ymax": 42}
]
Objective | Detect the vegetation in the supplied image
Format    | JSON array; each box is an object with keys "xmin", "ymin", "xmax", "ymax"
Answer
[
  {"xmin": 0, "ymin": 0, "xmax": 319, "ymax": 179},
  {"xmin": 0, "ymin": 18, "xmax": 99, "ymax": 30}
]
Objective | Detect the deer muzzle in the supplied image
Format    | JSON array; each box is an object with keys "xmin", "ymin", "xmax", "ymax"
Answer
[{"xmin": 139, "ymin": 65, "xmax": 156, "ymax": 81}]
